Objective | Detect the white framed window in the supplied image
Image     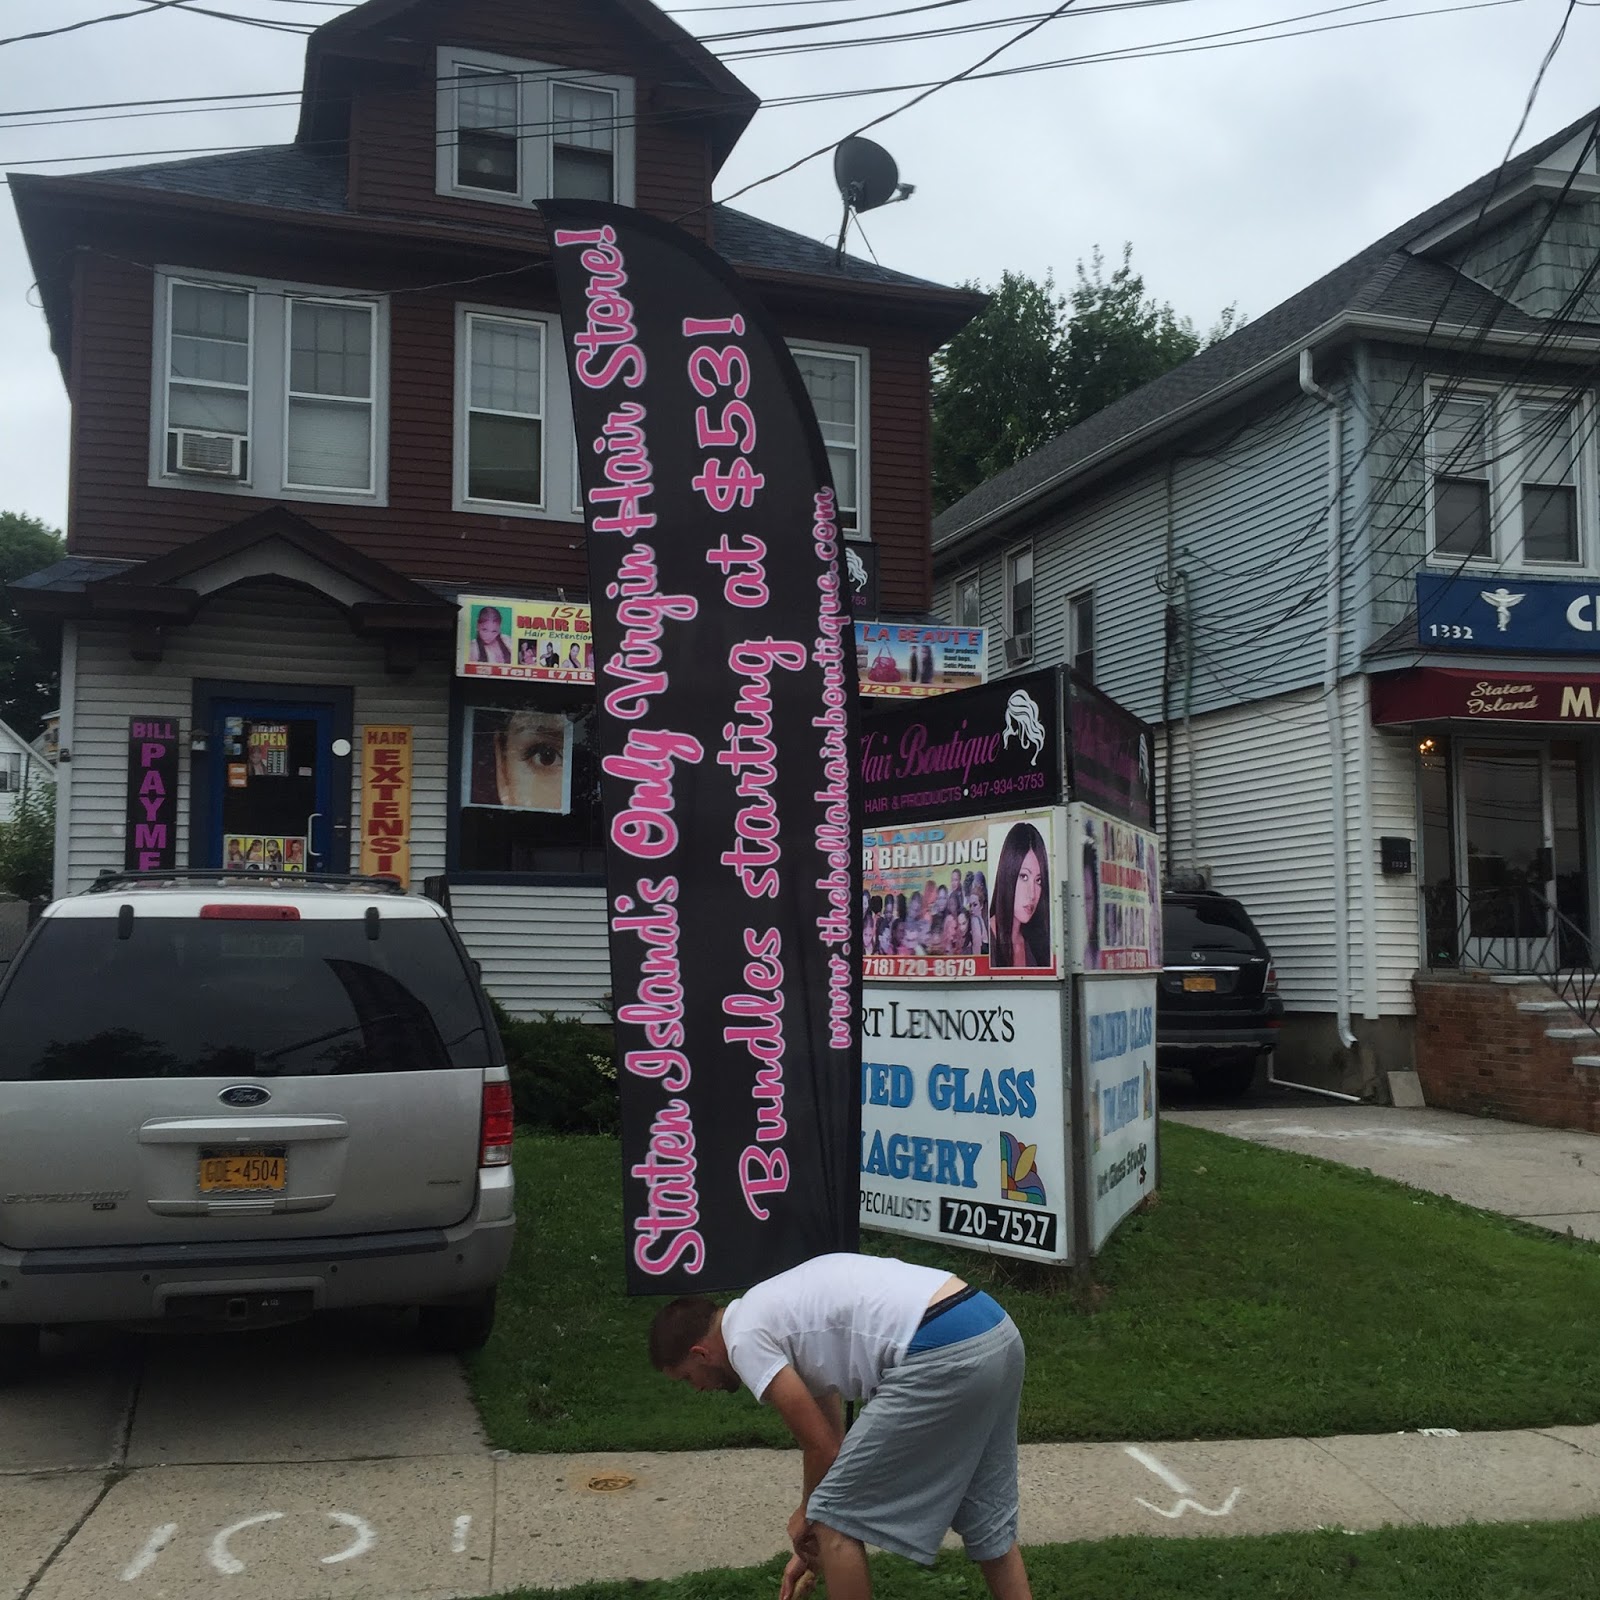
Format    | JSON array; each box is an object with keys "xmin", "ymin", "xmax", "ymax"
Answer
[
  {"xmin": 790, "ymin": 342, "xmax": 869, "ymax": 537},
  {"xmin": 453, "ymin": 304, "xmax": 582, "ymax": 521},
  {"xmin": 1068, "ymin": 589, "xmax": 1095, "ymax": 681},
  {"xmin": 152, "ymin": 268, "xmax": 387, "ymax": 505},
  {"xmin": 954, "ymin": 570, "xmax": 981, "ymax": 628},
  {"xmin": 437, "ymin": 48, "xmax": 635, "ymax": 208},
  {"xmin": 1426, "ymin": 383, "xmax": 1590, "ymax": 568},
  {"xmin": 1004, "ymin": 544, "xmax": 1033, "ymax": 664},
  {"xmin": 285, "ymin": 298, "xmax": 376, "ymax": 493},
  {"xmin": 0, "ymin": 752, "xmax": 20, "ymax": 794}
]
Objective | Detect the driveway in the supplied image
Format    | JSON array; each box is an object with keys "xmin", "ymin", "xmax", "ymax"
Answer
[{"xmin": 1165, "ymin": 1104, "xmax": 1600, "ymax": 1240}]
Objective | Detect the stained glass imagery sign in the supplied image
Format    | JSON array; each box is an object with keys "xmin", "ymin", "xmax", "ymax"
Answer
[{"xmin": 859, "ymin": 986, "xmax": 1071, "ymax": 1263}]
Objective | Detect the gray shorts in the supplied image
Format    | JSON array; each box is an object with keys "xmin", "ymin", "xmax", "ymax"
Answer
[{"xmin": 805, "ymin": 1314, "xmax": 1025, "ymax": 1566}]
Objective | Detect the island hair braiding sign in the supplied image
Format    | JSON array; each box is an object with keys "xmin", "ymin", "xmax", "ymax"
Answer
[{"xmin": 542, "ymin": 200, "xmax": 862, "ymax": 1296}]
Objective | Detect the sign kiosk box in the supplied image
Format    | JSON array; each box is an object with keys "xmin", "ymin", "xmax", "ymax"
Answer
[{"xmin": 857, "ymin": 669, "xmax": 1161, "ymax": 1264}]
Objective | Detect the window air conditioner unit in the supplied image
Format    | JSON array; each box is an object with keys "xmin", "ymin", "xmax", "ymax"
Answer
[
  {"xmin": 1003, "ymin": 633, "xmax": 1032, "ymax": 667},
  {"xmin": 171, "ymin": 429, "xmax": 246, "ymax": 478}
]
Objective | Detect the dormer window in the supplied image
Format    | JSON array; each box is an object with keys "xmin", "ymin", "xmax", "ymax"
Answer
[{"xmin": 437, "ymin": 48, "xmax": 634, "ymax": 208}]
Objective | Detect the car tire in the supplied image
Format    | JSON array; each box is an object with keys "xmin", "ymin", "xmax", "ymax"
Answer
[
  {"xmin": 0, "ymin": 1324, "xmax": 41, "ymax": 1384},
  {"xmin": 1192, "ymin": 1056, "xmax": 1258, "ymax": 1100},
  {"xmin": 417, "ymin": 1291, "xmax": 496, "ymax": 1354}
]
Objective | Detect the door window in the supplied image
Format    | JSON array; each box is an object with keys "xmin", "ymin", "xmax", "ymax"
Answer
[{"xmin": 214, "ymin": 710, "xmax": 326, "ymax": 871}]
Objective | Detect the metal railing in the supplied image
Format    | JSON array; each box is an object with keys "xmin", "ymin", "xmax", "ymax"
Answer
[{"xmin": 1425, "ymin": 880, "xmax": 1600, "ymax": 1036}]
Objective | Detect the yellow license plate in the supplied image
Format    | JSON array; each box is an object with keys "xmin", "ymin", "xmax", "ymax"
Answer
[
  {"xmin": 1183, "ymin": 975, "xmax": 1218, "ymax": 993},
  {"xmin": 199, "ymin": 1149, "xmax": 287, "ymax": 1193}
]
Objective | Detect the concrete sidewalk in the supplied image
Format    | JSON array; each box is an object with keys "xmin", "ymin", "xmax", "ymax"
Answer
[
  {"xmin": 1165, "ymin": 1104, "xmax": 1600, "ymax": 1239},
  {"xmin": 8, "ymin": 1423, "xmax": 1600, "ymax": 1599}
]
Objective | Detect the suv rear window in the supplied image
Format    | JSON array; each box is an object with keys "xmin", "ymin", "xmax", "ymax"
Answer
[
  {"xmin": 0, "ymin": 915, "xmax": 494, "ymax": 1082},
  {"xmin": 1163, "ymin": 898, "xmax": 1264, "ymax": 957}
]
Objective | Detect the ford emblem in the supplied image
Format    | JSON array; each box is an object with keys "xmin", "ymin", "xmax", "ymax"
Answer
[{"xmin": 219, "ymin": 1085, "xmax": 271, "ymax": 1108}]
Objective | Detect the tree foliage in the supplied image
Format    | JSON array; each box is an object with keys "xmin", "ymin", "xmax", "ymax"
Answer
[
  {"xmin": 0, "ymin": 511, "xmax": 65, "ymax": 739},
  {"xmin": 0, "ymin": 774, "xmax": 55, "ymax": 901},
  {"xmin": 932, "ymin": 245, "xmax": 1240, "ymax": 513}
]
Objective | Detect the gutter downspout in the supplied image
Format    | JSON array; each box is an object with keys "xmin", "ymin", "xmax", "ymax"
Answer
[
  {"xmin": 1162, "ymin": 460, "xmax": 1176, "ymax": 879},
  {"xmin": 1299, "ymin": 348, "xmax": 1359, "ymax": 1062}
]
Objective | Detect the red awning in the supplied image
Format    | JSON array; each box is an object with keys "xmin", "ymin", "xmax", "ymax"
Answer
[{"xmin": 1369, "ymin": 667, "xmax": 1600, "ymax": 726}]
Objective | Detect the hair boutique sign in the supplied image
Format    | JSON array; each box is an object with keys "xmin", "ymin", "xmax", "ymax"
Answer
[{"xmin": 856, "ymin": 669, "xmax": 1160, "ymax": 1267}]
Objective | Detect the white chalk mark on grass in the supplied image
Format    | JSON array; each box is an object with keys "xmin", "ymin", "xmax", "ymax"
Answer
[
  {"xmin": 209, "ymin": 1511, "xmax": 284, "ymax": 1575},
  {"xmin": 120, "ymin": 1523, "xmax": 177, "ymax": 1582},
  {"xmin": 321, "ymin": 1510, "xmax": 376, "ymax": 1565},
  {"xmin": 1125, "ymin": 1446, "xmax": 1241, "ymax": 1520},
  {"xmin": 452, "ymin": 1514, "xmax": 472, "ymax": 1554}
]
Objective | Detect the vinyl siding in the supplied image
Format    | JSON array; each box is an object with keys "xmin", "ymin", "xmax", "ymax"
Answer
[
  {"xmin": 449, "ymin": 882, "xmax": 610, "ymax": 1023},
  {"xmin": 1159, "ymin": 681, "xmax": 1419, "ymax": 1018},
  {"xmin": 936, "ymin": 384, "xmax": 1336, "ymax": 722},
  {"xmin": 63, "ymin": 584, "xmax": 451, "ymax": 891}
]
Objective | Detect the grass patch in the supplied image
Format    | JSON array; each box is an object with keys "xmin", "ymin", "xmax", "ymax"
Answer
[
  {"xmin": 487, "ymin": 1520, "xmax": 1600, "ymax": 1598},
  {"xmin": 467, "ymin": 1123, "xmax": 1600, "ymax": 1453}
]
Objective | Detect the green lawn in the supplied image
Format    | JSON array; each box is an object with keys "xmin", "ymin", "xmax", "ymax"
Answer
[
  {"xmin": 466, "ymin": 1123, "xmax": 1600, "ymax": 1453},
  {"xmin": 487, "ymin": 1520, "xmax": 1600, "ymax": 1599}
]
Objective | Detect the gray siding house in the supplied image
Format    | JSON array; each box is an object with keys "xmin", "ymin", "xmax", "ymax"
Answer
[{"xmin": 932, "ymin": 109, "xmax": 1600, "ymax": 1096}]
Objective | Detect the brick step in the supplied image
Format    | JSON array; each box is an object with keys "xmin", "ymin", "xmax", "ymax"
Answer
[
  {"xmin": 1544, "ymin": 1026, "xmax": 1600, "ymax": 1041},
  {"xmin": 1574, "ymin": 1057, "xmax": 1600, "ymax": 1069},
  {"xmin": 1518, "ymin": 999, "xmax": 1600, "ymax": 1015}
]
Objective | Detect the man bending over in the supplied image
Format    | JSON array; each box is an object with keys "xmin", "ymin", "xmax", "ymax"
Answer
[{"xmin": 649, "ymin": 1252, "xmax": 1032, "ymax": 1600}]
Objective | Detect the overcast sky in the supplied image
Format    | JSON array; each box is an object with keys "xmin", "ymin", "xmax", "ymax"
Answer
[{"xmin": 1, "ymin": 0, "xmax": 1595, "ymax": 530}]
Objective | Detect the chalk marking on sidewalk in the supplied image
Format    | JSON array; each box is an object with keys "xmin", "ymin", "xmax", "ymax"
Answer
[
  {"xmin": 209, "ymin": 1511, "xmax": 283, "ymax": 1575},
  {"xmin": 321, "ymin": 1511, "xmax": 376, "ymax": 1565},
  {"xmin": 452, "ymin": 1514, "xmax": 472, "ymax": 1554},
  {"xmin": 119, "ymin": 1523, "xmax": 177, "ymax": 1582},
  {"xmin": 1125, "ymin": 1446, "xmax": 1241, "ymax": 1520}
]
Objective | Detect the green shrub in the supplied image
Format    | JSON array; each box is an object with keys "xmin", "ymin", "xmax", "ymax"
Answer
[
  {"xmin": 0, "ymin": 776, "xmax": 54, "ymax": 901},
  {"xmin": 489, "ymin": 998, "xmax": 619, "ymax": 1135}
]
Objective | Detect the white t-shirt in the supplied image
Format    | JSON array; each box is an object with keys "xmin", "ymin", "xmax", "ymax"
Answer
[{"xmin": 721, "ymin": 1253, "xmax": 951, "ymax": 1404}]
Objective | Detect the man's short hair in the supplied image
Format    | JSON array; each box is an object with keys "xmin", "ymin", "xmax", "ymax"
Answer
[{"xmin": 648, "ymin": 1296, "xmax": 719, "ymax": 1370}]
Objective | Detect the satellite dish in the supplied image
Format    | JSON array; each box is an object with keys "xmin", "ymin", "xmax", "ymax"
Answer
[
  {"xmin": 831, "ymin": 137, "xmax": 915, "ymax": 264},
  {"xmin": 834, "ymin": 136, "xmax": 901, "ymax": 213}
]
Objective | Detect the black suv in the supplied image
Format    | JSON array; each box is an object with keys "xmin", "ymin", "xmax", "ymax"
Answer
[{"xmin": 1158, "ymin": 892, "xmax": 1283, "ymax": 1098}]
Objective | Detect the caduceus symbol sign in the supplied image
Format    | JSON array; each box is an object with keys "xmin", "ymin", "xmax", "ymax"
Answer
[
  {"xmin": 1002, "ymin": 690, "xmax": 1046, "ymax": 767},
  {"xmin": 1479, "ymin": 587, "xmax": 1524, "ymax": 633}
]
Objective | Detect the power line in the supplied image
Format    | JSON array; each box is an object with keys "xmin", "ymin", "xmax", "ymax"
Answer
[
  {"xmin": 0, "ymin": 0, "xmax": 191, "ymax": 49},
  {"xmin": 0, "ymin": 0, "xmax": 1521, "ymax": 139}
]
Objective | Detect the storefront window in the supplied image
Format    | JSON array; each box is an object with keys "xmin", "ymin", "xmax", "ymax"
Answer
[{"xmin": 454, "ymin": 691, "xmax": 605, "ymax": 874}]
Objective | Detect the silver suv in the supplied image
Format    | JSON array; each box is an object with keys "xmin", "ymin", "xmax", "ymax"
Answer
[{"xmin": 0, "ymin": 873, "xmax": 515, "ymax": 1377}]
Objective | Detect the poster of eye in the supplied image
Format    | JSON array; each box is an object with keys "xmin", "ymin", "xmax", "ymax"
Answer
[{"xmin": 457, "ymin": 597, "xmax": 595, "ymax": 682}]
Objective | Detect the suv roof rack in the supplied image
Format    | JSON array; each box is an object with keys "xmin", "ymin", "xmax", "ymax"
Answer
[{"xmin": 86, "ymin": 869, "xmax": 409, "ymax": 896}]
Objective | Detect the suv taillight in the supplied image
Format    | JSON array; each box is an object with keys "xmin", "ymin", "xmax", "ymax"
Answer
[
  {"xmin": 1265, "ymin": 961, "xmax": 1278, "ymax": 992},
  {"xmin": 480, "ymin": 1080, "xmax": 514, "ymax": 1168}
]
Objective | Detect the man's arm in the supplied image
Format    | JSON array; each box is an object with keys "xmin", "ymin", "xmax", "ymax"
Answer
[{"xmin": 763, "ymin": 1366, "xmax": 844, "ymax": 1506}]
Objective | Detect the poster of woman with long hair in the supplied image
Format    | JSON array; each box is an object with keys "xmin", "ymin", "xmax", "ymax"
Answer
[{"xmin": 988, "ymin": 818, "xmax": 1053, "ymax": 972}]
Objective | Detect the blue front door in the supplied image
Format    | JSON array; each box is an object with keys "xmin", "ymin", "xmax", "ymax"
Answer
[{"xmin": 208, "ymin": 698, "xmax": 342, "ymax": 872}]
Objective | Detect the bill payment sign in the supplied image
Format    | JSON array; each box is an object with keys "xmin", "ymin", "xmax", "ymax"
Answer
[
  {"xmin": 860, "ymin": 986, "xmax": 1070, "ymax": 1263},
  {"xmin": 1083, "ymin": 975, "xmax": 1158, "ymax": 1250}
]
